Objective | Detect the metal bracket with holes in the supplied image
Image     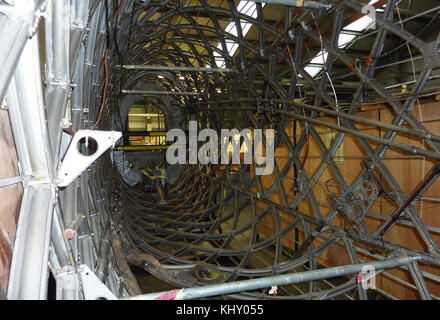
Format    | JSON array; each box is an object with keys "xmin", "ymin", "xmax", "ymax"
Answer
[
  {"xmin": 79, "ymin": 265, "xmax": 117, "ymax": 300},
  {"xmin": 57, "ymin": 130, "xmax": 122, "ymax": 187}
]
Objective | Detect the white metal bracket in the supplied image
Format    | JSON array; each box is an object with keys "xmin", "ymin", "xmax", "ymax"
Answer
[
  {"xmin": 57, "ymin": 130, "xmax": 122, "ymax": 187},
  {"xmin": 79, "ymin": 265, "xmax": 117, "ymax": 300},
  {"xmin": 53, "ymin": 266, "xmax": 80, "ymax": 300}
]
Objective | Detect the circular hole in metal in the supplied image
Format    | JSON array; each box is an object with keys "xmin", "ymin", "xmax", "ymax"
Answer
[{"xmin": 77, "ymin": 136, "xmax": 98, "ymax": 156}]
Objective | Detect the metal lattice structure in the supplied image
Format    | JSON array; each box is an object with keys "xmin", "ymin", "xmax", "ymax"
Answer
[{"xmin": 1, "ymin": 0, "xmax": 440, "ymax": 300}]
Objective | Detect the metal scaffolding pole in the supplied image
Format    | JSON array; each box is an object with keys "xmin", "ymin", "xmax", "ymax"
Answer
[
  {"xmin": 121, "ymin": 90, "xmax": 201, "ymax": 96},
  {"xmin": 121, "ymin": 65, "xmax": 239, "ymax": 73},
  {"xmin": 116, "ymin": 145, "xmax": 171, "ymax": 151},
  {"xmin": 130, "ymin": 256, "xmax": 415, "ymax": 300},
  {"xmin": 248, "ymin": 0, "xmax": 331, "ymax": 9}
]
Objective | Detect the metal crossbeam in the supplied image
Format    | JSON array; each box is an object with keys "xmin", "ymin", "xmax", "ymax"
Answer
[{"xmin": 121, "ymin": 65, "xmax": 238, "ymax": 73}]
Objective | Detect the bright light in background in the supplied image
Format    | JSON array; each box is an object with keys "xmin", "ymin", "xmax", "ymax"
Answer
[
  {"xmin": 337, "ymin": 33, "xmax": 357, "ymax": 48},
  {"xmin": 210, "ymin": 1, "xmax": 384, "ymax": 75},
  {"xmin": 305, "ymin": 50, "xmax": 328, "ymax": 77},
  {"xmin": 211, "ymin": 1, "xmax": 265, "ymax": 68},
  {"xmin": 302, "ymin": 0, "xmax": 385, "ymax": 78}
]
